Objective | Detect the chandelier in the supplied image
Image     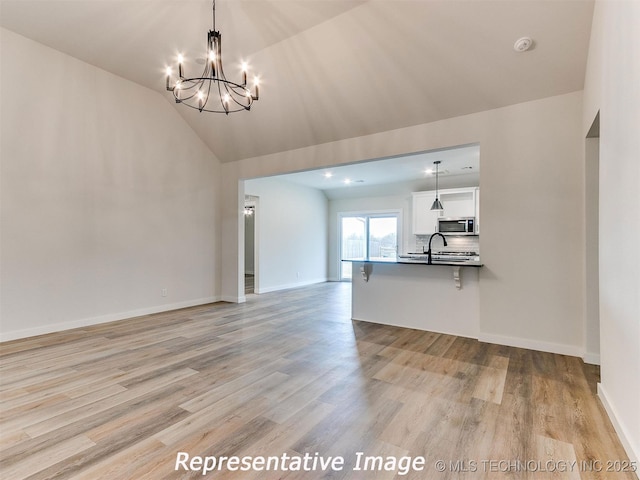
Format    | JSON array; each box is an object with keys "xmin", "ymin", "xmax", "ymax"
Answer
[{"xmin": 165, "ymin": 0, "xmax": 259, "ymax": 114}]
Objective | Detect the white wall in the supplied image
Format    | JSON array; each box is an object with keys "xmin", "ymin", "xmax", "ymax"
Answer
[
  {"xmin": 244, "ymin": 177, "xmax": 328, "ymax": 293},
  {"xmin": 0, "ymin": 29, "xmax": 221, "ymax": 341},
  {"xmin": 328, "ymin": 194, "xmax": 411, "ymax": 280},
  {"xmin": 583, "ymin": 0, "xmax": 640, "ymax": 464},
  {"xmin": 222, "ymin": 91, "xmax": 586, "ymax": 360}
]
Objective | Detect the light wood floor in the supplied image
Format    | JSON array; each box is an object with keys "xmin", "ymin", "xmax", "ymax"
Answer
[
  {"xmin": 1, "ymin": 282, "xmax": 636, "ymax": 479},
  {"xmin": 245, "ymin": 274, "xmax": 255, "ymax": 295}
]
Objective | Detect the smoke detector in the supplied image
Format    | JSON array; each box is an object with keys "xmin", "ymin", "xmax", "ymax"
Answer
[{"xmin": 513, "ymin": 37, "xmax": 533, "ymax": 52}]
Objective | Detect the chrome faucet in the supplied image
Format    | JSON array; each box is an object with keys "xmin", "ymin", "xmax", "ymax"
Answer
[{"xmin": 427, "ymin": 233, "xmax": 448, "ymax": 264}]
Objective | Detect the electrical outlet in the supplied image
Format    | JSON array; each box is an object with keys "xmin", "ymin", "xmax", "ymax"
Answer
[{"xmin": 161, "ymin": 288, "xmax": 168, "ymax": 297}]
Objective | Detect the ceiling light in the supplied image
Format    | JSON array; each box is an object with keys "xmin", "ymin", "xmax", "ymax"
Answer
[
  {"xmin": 344, "ymin": 179, "xmax": 352, "ymax": 185},
  {"xmin": 324, "ymin": 172, "xmax": 333, "ymax": 179},
  {"xmin": 430, "ymin": 160, "xmax": 444, "ymax": 211},
  {"xmin": 165, "ymin": 0, "xmax": 260, "ymax": 114}
]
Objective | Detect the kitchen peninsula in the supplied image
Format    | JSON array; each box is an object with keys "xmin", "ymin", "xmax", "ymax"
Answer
[{"xmin": 350, "ymin": 256, "xmax": 482, "ymax": 339}]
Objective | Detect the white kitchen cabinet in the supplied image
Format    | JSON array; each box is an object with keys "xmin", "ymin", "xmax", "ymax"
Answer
[
  {"xmin": 412, "ymin": 187, "xmax": 478, "ymax": 235},
  {"xmin": 474, "ymin": 187, "xmax": 480, "ymax": 234},
  {"xmin": 412, "ymin": 191, "xmax": 441, "ymax": 234}
]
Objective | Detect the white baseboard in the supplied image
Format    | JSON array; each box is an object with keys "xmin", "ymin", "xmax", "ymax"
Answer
[
  {"xmin": 582, "ymin": 351, "xmax": 601, "ymax": 365},
  {"xmin": 0, "ymin": 296, "xmax": 220, "ymax": 342},
  {"xmin": 353, "ymin": 315, "xmax": 478, "ymax": 341},
  {"xmin": 221, "ymin": 295, "xmax": 246, "ymax": 303},
  {"xmin": 598, "ymin": 383, "xmax": 639, "ymax": 465},
  {"xmin": 255, "ymin": 278, "xmax": 327, "ymax": 294},
  {"xmin": 478, "ymin": 332, "xmax": 584, "ymax": 359}
]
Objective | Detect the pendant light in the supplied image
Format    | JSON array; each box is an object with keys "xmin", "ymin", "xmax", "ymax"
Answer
[{"xmin": 430, "ymin": 160, "xmax": 444, "ymax": 211}]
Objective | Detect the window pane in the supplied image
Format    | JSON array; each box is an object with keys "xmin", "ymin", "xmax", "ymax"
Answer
[
  {"xmin": 341, "ymin": 216, "xmax": 366, "ymax": 279},
  {"xmin": 369, "ymin": 217, "xmax": 397, "ymax": 260}
]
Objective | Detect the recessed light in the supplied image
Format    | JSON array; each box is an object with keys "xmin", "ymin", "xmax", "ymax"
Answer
[
  {"xmin": 344, "ymin": 179, "xmax": 352, "ymax": 185},
  {"xmin": 514, "ymin": 37, "xmax": 533, "ymax": 52},
  {"xmin": 324, "ymin": 172, "xmax": 333, "ymax": 179}
]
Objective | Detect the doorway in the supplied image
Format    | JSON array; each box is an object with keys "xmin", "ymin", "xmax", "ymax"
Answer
[
  {"xmin": 244, "ymin": 195, "xmax": 258, "ymax": 294},
  {"xmin": 339, "ymin": 212, "xmax": 400, "ymax": 280}
]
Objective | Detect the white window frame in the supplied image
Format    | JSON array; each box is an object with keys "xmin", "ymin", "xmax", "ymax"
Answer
[{"xmin": 337, "ymin": 209, "xmax": 402, "ymax": 281}]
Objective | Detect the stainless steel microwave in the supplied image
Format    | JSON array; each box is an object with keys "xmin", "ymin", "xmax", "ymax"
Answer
[{"xmin": 437, "ymin": 217, "xmax": 476, "ymax": 235}]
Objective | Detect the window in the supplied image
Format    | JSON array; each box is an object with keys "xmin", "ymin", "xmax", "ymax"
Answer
[{"xmin": 339, "ymin": 212, "xmax": 400, "ymax": 280}]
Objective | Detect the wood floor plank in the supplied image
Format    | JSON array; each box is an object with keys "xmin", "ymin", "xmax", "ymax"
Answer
[
  {"xmin": 23, "ymin": 369, "xmax": 196, "ymax": 438},
  {"xmin": 0, "ymin": 282, "xmax": 636, "ymax": 480},
  {"xmin": 471, "ymin": 364, "xmax": 508, "ymax": 404},
  {"xmin": 1, "ymin": 434, "xmax": 96, "ymax": 479},
  {"xmin": 533, "ymin": 434, "xmax": 581, "ymax": 480}
]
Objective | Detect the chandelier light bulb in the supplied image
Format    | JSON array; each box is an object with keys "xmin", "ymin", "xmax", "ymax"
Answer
[
  {"xmin": 165, "ymin": 67, "xmax": 172, "ymax": 89},
  {"xmin": 253, "ymin": 76, "xmax": 260, "ymax": 100},
  {"xmin": 241, "ymin": 62, "xmax": 249, "ymax": 84},
  {"xmin": 209, "ymin": 50, "xmax": 216, "ymax": 62},
  {"xmin": 177, "ymin": 54, "xmax": 184, "ymax": 77},
  {"xmin": 197, "ymin": 91, "xmax": 204, "ymax": 111}
]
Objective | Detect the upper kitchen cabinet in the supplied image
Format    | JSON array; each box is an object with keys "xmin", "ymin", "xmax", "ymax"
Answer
[
  {"xmin": 412, "ymin": 191, "xmax": 441, "ymax": 234},
  {"xmin": 412, "ymin": 187, "xmax": 478, "ymax": 235}
]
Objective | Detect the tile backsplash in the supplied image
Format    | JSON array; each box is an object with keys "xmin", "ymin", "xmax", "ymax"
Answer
[{"xmin": 414, "ymin": 235, "xmax": 480, "ymax": 254}]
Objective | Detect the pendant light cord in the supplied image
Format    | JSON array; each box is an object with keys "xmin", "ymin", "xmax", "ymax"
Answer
[{"xmin": 212, "ymin": 0, "xmax": 216, "ymax": 31}]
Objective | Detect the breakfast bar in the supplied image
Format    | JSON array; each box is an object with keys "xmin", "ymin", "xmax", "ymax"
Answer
[{"xmin": 350, "ymin": 258, "xmax": 482, "ymax": 339}]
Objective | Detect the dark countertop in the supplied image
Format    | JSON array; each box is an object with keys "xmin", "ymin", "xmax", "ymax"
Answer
[{"xmin": 343, "ymin": 257, "xmax": 483, "ymax": 267}]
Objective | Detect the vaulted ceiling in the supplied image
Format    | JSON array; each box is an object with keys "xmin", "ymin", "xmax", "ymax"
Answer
[{"xmin": 0, "ymin": 0, "xmax": 594, "ymax": 162}]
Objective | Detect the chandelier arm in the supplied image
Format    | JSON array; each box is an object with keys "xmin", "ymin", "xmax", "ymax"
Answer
[
  {"xmin": 180, "ymin": 80, "xmax": 200, "ymax": 91},
  {"xmin": 176, "ymin": 90, "xmax": 191, "ymax": 102},
  {"xmin": 221, "ymin": 81, "xmax": 242, "ymax": 110},
  {"xmin": 173, "ymin": 78, "xmax": 201, "ymax": 103},
  {"xmin": 177, "ymin": 102, "xmax": 249, "ymax": 114},
  {"xmin": 217, "ymin": 55, "xmax": 227, "ymax": 81},
  {"xmin": 217, "ymin": 76, "xmax": 229, "ymax": 113},
  {"xmin": 217, "ymin": 65, "xmax": 246, "ymax": 108},
  {"xmin": 205, "ymin": 75, "xmax": 215, "ymax": 111},
  {"xmin": 226, "ymin": 84, "xmax": 251, "ymax": 110}
]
